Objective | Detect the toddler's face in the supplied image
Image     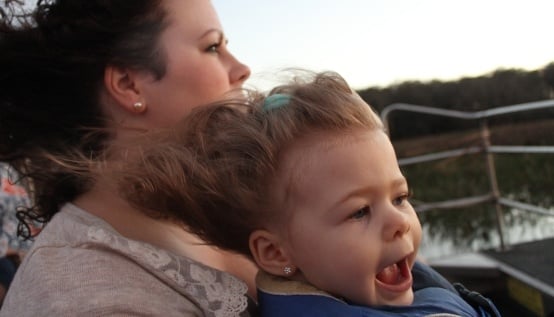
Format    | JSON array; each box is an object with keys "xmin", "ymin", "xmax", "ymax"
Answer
[{"xmin": 278, "ymin": 129, "xmax": 422, "ymax": 307}]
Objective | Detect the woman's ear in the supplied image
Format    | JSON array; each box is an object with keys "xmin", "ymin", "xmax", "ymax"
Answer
[
  {"xmin": 249, "ymin": 229, "xmax": 293, "ymax": 277},
  {"xmin": 104, "ymin": 65, "xmax": 145, "ymax": 113}
]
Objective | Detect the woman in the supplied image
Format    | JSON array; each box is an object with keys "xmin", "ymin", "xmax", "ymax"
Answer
[
  {"xmin": 0, "ymin": 1, "xmax": 468, "ymax": 316},
  {"xmin": 0, "ymin": 0, "xmax": 255, "ymax": 315}
]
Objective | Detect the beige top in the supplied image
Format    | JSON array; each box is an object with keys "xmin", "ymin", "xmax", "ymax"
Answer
[{"xmin": 0, "ymin": 203, "xmax": 251, "ymax": 317}]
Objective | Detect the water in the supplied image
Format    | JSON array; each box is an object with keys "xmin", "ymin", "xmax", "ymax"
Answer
[{"xmin": 419, "ymin": 206, "xmax": 554, "ymax": 260}]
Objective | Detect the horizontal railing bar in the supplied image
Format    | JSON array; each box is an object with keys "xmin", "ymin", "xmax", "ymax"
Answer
[
  {"xmin": 398, "ymin": 145, "xmax": 554, "ymax": 166},
  {"xmin": 414, "ymin": 194, "xmax": 495, "ymax": 213},
  {"xmin": 498, "ymin": 198, "xmax": 554, "ymax": 217},
  {"xmin": 489, "ymin": 145, "xmax": 554, "ymax": 154},
  {"xmin": 414, "ymin": 195, "xmax": 554, "ymax": 217},
  {"xmin": 398, "ymin": 147, "xmax": 482, "ymax": 166},
  {"xmin": 381, "ymin": 99, "xmax": 554, "ymax": 131}
]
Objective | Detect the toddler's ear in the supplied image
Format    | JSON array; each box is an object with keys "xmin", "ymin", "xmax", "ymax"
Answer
[{"xmin": 249, "ymin": 230, "xmax": 292, "ymax": 276}]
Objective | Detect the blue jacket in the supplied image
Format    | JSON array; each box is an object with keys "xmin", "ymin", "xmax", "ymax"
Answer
[{"xmin": 256, "ymin": 271, "xmax": 499, "ymax": 317}]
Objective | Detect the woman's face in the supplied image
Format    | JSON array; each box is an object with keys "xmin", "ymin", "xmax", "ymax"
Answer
[{"xmin": 135, "ymin": 0, "xmax": 250, "ymax": 128}]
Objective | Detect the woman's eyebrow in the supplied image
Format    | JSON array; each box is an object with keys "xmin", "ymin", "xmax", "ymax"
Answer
[{"xmin": 198, "ymin": 28, "xmax": 224, "ymax": 41}]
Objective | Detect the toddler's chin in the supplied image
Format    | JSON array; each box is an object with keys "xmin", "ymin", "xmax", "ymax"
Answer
[{"xmin": 377, "ymin": 289, "xmax": 414, "ymax": 307}]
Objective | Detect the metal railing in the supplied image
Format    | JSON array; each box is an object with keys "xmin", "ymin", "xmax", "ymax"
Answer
[{"xmin": 381, "ymin": 99, "xmax": 554, "ymax": 250}]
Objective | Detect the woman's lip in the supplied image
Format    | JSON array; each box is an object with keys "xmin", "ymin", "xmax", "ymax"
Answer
[{"xmin": 375, "ymin": 258, "xmax": 413, "ymax": 293}]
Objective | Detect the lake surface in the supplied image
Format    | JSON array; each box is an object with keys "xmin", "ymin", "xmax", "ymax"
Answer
[{"xmin": 419, "ymin": 206, "xmax": 554, "ymax": 260}]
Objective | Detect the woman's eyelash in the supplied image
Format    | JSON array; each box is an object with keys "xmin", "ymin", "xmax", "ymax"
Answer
[
  {"xmin": 206, "ymin": 42, "xmax": 220, "ymax": 52},
  {"xmin": 206, "ymin": 38, "xmax": 228, "ymax": 53}
]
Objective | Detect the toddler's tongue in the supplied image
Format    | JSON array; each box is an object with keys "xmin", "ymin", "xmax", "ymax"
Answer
[{"xmin": 376, "ymin": 262, "xmax": 401, "ymax": 285}]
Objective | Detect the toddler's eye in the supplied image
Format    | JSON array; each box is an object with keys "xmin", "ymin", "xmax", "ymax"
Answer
[
  {"xmin": 350, "ymin": 206, "xmax": 371, "ymax": 220},
  {"xmin": 392, "ymin": 194, "xmax": 409, "ymax": 206}
]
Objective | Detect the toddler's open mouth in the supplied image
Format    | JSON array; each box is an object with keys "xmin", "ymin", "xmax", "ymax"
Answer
[{"xmin": 375, "ymin": 257, "xmax": 412, "ymax": 292}]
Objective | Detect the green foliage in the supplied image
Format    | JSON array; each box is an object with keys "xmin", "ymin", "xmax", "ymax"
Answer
[
  {"xmin": 541, "ymin": 62, "xmax": 554, "ymax": 90},
  {"xmin": 495, "ymin": 154, "xmax": 554, "ymax": 207}
]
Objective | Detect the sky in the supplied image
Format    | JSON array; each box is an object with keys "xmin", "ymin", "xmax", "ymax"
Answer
[{"xmin": 213, "ymin": 0, "xmax": 554, "ymax": 90}]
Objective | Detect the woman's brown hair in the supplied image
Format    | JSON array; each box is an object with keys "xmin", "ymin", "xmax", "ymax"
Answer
[{"xmin": 0, "ymin": 0, "xmax": 168, "ymax": 237}]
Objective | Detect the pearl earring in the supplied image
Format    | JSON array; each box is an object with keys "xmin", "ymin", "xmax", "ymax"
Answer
[
  {"xmin": 133, "ymin": 101, "xmax": 146, "ymax": 113},
  {"xmin": 283, "ymin": 266, "xmax": 294, "ymax": 275}
]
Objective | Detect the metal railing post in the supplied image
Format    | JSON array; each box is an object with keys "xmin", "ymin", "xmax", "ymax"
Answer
[{"xmin": 480, "ymin": 119, "xmax": 508, "ymax": 250}]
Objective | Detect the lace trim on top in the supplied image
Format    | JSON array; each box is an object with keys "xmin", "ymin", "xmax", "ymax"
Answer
[{"xmin": 73, "ymin": 205, "xmax": 249, "ymax": 316}]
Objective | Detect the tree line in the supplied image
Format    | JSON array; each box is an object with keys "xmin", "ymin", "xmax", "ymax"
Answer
[{"xmin": 357, "ymin": 62, "xmax": 554, "ymax": 140}]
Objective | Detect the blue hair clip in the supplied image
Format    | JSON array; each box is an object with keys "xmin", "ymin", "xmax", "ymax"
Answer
[{"xmin": 263, "ymin": 93, "xmax": 291, "ymax": 111}]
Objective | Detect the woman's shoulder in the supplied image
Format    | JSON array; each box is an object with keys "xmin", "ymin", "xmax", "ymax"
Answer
[{"xmin": 1, "ymin": 204, "xmax": 250, "ymax": 316}]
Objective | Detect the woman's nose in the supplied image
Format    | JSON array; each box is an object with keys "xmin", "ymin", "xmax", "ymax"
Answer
[
  {"xmin": 382, "ymin": 207, "xmax": 411, "ymax": 241},
  {"xmin": 229, "ymin": 55, "xmax": 251, "ymax": 87}
]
